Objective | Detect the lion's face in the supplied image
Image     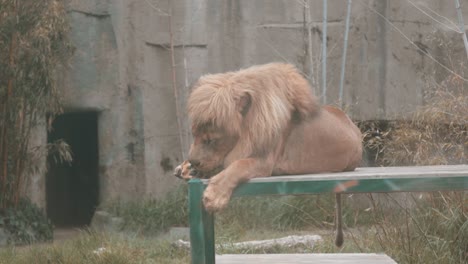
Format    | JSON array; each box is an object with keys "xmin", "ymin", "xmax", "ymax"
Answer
[{"xmin": 188, "ymin": 124, "xmax": 239, "ymax": 178}]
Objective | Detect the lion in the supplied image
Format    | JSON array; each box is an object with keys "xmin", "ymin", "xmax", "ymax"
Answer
[{"xmin": 174, "ymin": 63, "xmax": 362, "ymax": 247}]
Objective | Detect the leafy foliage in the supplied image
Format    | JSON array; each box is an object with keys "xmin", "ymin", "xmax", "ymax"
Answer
[
  {"xmin": 0, "ymin": 0, "xmax": 73, "ymax": 209},
  {"xmin": 0, "ymin": 198, "xmax": 53, "ymax": 245}
]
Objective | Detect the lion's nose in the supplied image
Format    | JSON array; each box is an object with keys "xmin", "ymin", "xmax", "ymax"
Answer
[{"xmin": 189, "ymin": 159, "xmax": 200, "ymax": 167}]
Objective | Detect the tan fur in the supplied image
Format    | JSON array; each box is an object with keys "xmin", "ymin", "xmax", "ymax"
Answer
[
  {"xmin": 175, "ymin": 63, "xmax": 363, "ymax": 247},
  {"xmin": 188, "ymin": 63, "xmax": 319, "ymax": 157}
]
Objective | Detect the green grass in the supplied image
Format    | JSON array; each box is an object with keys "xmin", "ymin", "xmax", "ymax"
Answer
[
  {"xmin": 103, "ymin": 185, "xmax": 189, "ymax": 235},
  {"xmin": 103, "ymin": 185, "xmax": 358, "ymax": 236},
  {"xmin": 0, "ymin": 231, "xmax": 190, "ymax": 264},
  {"xmin": 0, "ymin": 191, "xmax": 466, "ymax": 263}
]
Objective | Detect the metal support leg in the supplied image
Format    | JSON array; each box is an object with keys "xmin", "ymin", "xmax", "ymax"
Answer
[{"xmin": 189, "ymin": 179, "xmax": 215, "ymax": 264}]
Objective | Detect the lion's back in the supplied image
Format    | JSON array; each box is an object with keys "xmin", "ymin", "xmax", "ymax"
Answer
[{"xmin": 275, "ymin": 106, "xmax": 362, "ymax": 174}]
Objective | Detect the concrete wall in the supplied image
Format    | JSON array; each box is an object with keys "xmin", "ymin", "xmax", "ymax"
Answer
[{"xmin": 28, "ymin": 0, "xmax": 468, "ymax": 207}]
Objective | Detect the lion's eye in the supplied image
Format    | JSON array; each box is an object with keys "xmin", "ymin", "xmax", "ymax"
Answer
[{"xmin": 203, "ymin": 138, "xmax": 217, "ymax": 146}]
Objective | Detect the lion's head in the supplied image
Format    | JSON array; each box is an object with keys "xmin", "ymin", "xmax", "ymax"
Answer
[
  {"xmin": 186, "ymin": 63, "xmax": 319, "ymax": 177},
  {"xmin": 188, "ymin": 124, "xmax": 238, "ymax": 177}
]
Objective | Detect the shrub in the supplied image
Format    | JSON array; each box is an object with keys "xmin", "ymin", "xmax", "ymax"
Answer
[{"xmin": 0, "ymin": 198, "xmax": 53, "ymax": 245}]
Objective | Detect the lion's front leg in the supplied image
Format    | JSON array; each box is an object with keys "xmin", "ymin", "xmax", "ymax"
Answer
[
  {"xmin": 203, "ymin": 158, "xmax": 274, "ymax": 212},
  {"xmin": 202, "ymin": 171, "xmax": 234, "ymax": 212}
]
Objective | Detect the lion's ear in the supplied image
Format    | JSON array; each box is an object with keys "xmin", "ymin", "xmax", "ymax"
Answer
[{"xmin": 237, "ymin": 92, "xmax": 252, "ymax": 116}]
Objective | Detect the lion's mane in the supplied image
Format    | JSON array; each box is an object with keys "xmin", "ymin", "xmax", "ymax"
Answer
[{"xmin": 188, "ymin": 63, "xmax": 319, "ymax": 155}]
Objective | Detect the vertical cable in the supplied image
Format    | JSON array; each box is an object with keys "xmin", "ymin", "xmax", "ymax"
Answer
[
  {"xmin": 322, "ymin": 0, "xmax": 328, "ymax": 104},
  {"xmin": 339, "ymin": 0, "xmax": 353, "ymax": 107},
  {"xmin": 455, "ymin": 0, "xmax": 468, "ymax": 60}
]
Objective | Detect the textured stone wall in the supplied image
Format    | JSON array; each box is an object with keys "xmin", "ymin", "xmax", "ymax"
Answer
[{"xmin": 27, "ymin": 0, "xmax": 468, "ymax": 207}]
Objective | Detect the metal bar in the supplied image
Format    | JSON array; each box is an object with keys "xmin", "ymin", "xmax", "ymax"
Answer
[
  {"xmin": 189, "ymin": 179, "xmax": 215, "ymax": 264},
  {"xmin": 200, "ymin": 165, "xmax": 468, "ymax": 184},
  {"xmin": 203, "ymin": 206, "xmax": 215, "ymax": 264},
  {"xmin": 339, "ymin": 0, "xmax": 353, "ymax": 107},
  {"xmin": 454, "ymin": 0, "xmax": 468, "ymax": 60},
  {"xmin": 232, "ymin": 176, "xmax": 468, "ymax": 197},
  {"xmin": 321, "ymin": 0, "xmax": 328, "ymax": 104}
]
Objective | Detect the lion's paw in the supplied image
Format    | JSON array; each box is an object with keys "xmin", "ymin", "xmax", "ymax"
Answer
[
  {"xmin": 174, "ymin": 161, "xmax": 193, "ymax": 180},
  {"xmin": 203, "ymin": 184, "xmax": 232, "ymax": 212}
]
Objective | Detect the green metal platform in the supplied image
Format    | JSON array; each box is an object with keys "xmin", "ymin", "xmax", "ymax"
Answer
[{"xmin": 188, "ymin": 165, "xmax": 468, "ymax": 264}]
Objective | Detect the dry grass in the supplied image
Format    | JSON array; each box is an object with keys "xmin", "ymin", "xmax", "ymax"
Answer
[
  {"xmin": 361, "ymin": 80, "xmax": 467, "ymax": 167},
  {"xmin": 356, "ymin": 77, "xmax": 468, "ymax": 263}
]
